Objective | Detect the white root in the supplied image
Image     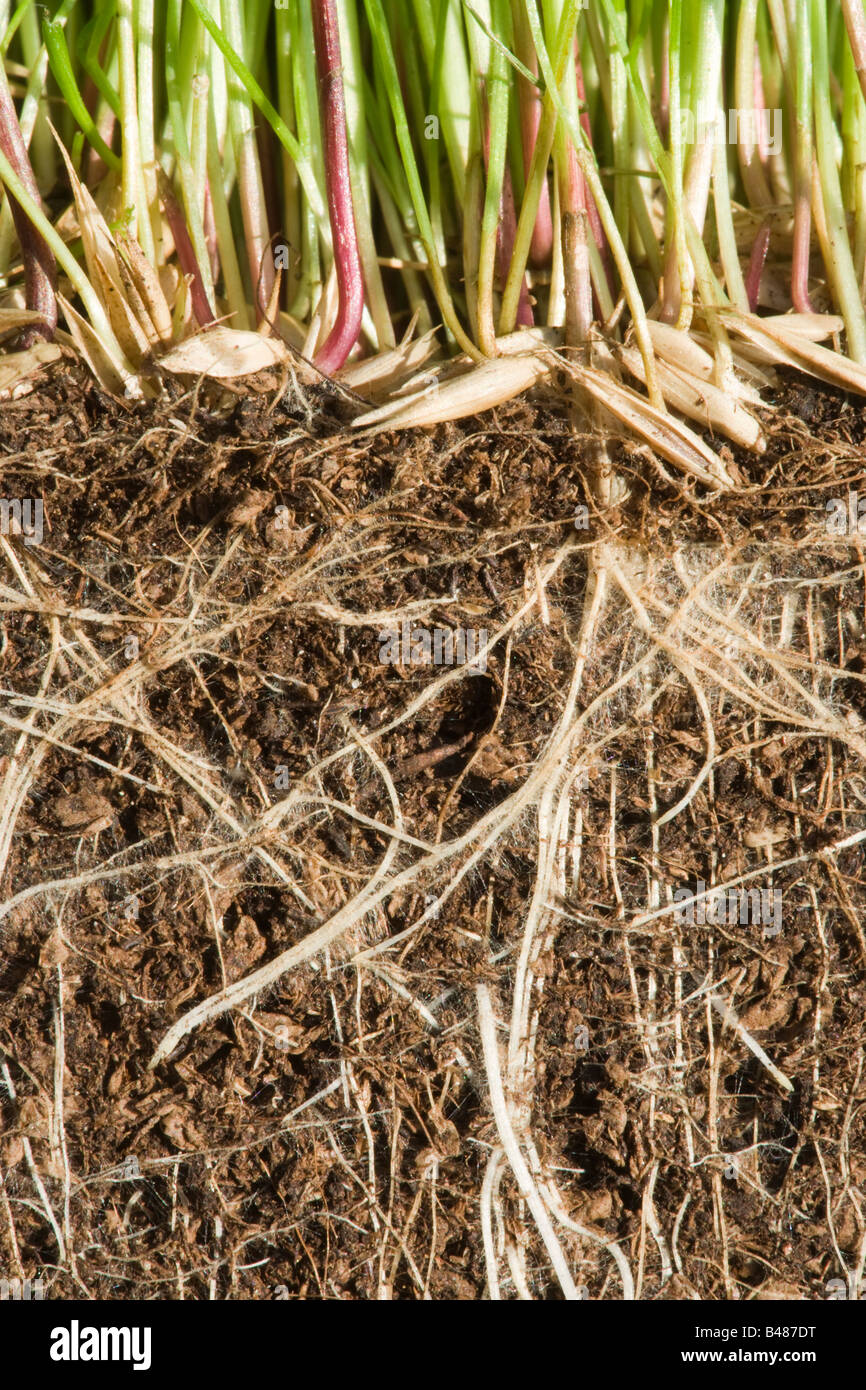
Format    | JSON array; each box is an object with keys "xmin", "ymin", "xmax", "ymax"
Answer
[
  {"xmin": 475, "ymin": 985, "xmax": 582, "ymax": 1300},
  {"xmin": 708, "ymin": 991, "xmax": 794, "ymax": 1094}
]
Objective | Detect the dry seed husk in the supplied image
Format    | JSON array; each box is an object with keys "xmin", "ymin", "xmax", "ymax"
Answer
[
  {"xmin": 116, "ymin": 232, "xmax": 174, "ymax": 345},
  {"xmin": 158, "ymin": 326, "xmax": 291, "ymax": 379},
  {"xmin": 721, "ymin": 310, "xmax": 866, "ymax": 394},
  {"xmin": 644, "ymin": 320, "xmax": 763, "ymax": 404},
  {"xmin": 689, "ymin": 331, "xmax": 778, "ymax": 388},
  {"xmin": 646, "ymin": 320, "xmax": 717, "ymax": 380},
  {"xmin": 758, "ymin": 312, "xmax": 844, "ymax": 340},
  {"xmin": 0, "ymin": 307, "xmax": 53, "ymax": 332},
  {"xmin": 337, "ymin": 330, "xmax": 440, "ymax": 397},
  {"xmin": 352, "ymin": 352, "xmax": 552, "ymax": 430},
  {"xmin": 617, "ymin": 344, "xmax": 765, "ymax": 452},
  {"xmin": 92, "ymin": 251, "xmax": 152, "ymax": 362},
  {"xmin": 57, "ymin": 295, "xmax": 141, "ymax": 396},
  {"xmin": 0, "ymin": 341, "xmax": 62, "ymax": 393},
  {"xmin": 565, "ymin": 362, "xmax": 736, "ymax": 490}
]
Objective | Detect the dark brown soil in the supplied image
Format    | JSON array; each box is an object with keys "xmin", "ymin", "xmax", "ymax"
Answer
[{"xmin": 1, "ymin": 361, "xmax": 864, "ymax": 1301}]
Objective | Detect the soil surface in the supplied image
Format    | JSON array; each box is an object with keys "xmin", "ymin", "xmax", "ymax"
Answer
[{"xmin": 1, "ymin": 361, "xmax": 865, "ymax": 1300}]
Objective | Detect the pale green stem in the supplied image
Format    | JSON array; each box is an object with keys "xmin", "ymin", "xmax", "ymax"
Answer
[
  {"xmin": 477, "ymin": 0, "xmax": 511, "ymax": 354},
  {"xmin": 18, "ymin": 1, "xmax": 53, "ymax": 187},
  {"xmin": 116, "ymin": 0, "xmax": 148, "ymax": 255},
  {"xmin": 136, "ymin": 0, "xmax": 161, "ymax": 262},
  {"xmin": 219, "ymin": 0, "xmax": 272, "ymax": 311},
  {"xmin": 338, "ymin": 0, "xmax": 395, "ymax": 350},
  {"xmin": 206, "ymin": 98, "xmax": 249, "ymax": 327},
  {"xmin": 813, "ymin": 0, "xmax": 866, "ymax": 360}
]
